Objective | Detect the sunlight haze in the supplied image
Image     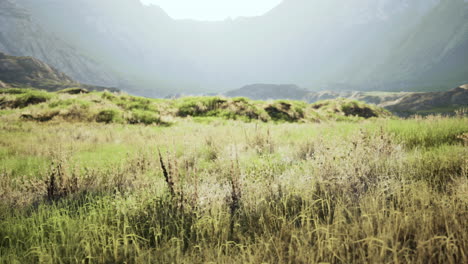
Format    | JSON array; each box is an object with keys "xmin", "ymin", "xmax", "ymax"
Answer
[{"xmin": 140, "ymin": 0, "xmax": 282, "ymax": 20}]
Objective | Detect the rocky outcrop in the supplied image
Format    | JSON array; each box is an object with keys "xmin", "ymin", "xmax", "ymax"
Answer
[{"xmin": 0, "ymin": 0, "xmax": 118, "ymax": 87}]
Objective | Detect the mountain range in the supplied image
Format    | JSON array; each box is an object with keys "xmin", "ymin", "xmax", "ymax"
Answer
[
  {"xmin": 1, "ymin": 0, "xmax": 467, "ymax": 96},
  {"xmin": 0, "ymin": 50, "xmax": 465, "ymax": 115}
]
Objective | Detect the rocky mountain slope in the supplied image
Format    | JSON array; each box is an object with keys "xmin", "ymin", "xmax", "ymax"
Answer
[
  {"xmin": 0, "ymin": 52, "xmax": 75, "ymax": 88},
  {"xmin": 13, "ymin": 0, "xmax": 185, "ymax": 96},
  {"xmin": 0, "ymin": 0, "xmax": 119, "ymax": 87},
  {"xmin": 7, "ymin": 0, "xmax": 468, "ymax": 95},
  {"xmin": 383, "ymin": 84, "xmax": 468, "ymax": 112},
  {"xmin": 0, "ymin": 52, "xmax": 117, "ymax": 91}
]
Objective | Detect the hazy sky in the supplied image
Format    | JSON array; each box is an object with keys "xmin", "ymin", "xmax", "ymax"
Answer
[{"xmin": 140, "ymin": 0, "xmax": 282, "ymax": 21}]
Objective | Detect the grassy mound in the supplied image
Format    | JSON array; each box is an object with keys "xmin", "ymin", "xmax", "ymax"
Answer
[
  {"xmin": 0, "ymin": 89, "xmax": 392, "ymax": 125},
  {"xmin": 311, "ymin": 98, "xmax": 391, "ymax": 120}
]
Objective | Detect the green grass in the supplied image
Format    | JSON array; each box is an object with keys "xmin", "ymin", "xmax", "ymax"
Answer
[
  {"xmin": 73, "ymin": 144, "xmax": 137, "ymax": 169},
  {"xmin": 384, "ymin": 117, "xmax": 468, "ymax": 148},
  {"xmin": 415, "ymin": 105, "xmax": 467, "ymax": 114},
  {"xmin": 0, "ymin": 113, "xmax": 466, "ymax": 263}
]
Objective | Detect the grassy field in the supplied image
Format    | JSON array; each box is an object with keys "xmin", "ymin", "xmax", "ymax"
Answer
[{"xmin": 0, "ymin": 90, "xmax": 467, "ymax": 263}]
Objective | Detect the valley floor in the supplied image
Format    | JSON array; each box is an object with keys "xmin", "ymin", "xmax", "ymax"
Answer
[{"xmin": 0, "ymin": 116, "xmax": 467, "ymax": 263}]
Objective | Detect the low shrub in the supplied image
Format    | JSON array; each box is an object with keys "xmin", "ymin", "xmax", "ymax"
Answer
[
  {"xmin": 127, "ymin": 109, "xmax": 161, "ymax": 125},
  {"xmin": 9, "ymin": 90, "xmax": 52, "ymax": 108},
  {"xmin": 176, "ymin": 97, "xmax": 228, "ymax": 117},
  {"xmin": 264, "ymin": 101, "xmax": 305, "ymax": 122},
  {"xmin": 95, "ymin": 109, "xmax": 123, "ymax": 123}
]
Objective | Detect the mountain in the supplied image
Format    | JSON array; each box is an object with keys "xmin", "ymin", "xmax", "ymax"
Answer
[
  {"xmin": 0, "ymin": 52, "xmax": 117, "ymax": 92},
  {"xmin": 13, "ymin": 0, "xmax": 189, "ymax": 96},
  {"xmin": 8, "ymin": 0, "xmax": 468, "ymax": 96},
  {"xmin": 0, "ymin": 0, "xmax": 119, "ymax": 87},
  {"xmin": 365, "ymin": 0, "xmax": 468, "ymax": 91}
]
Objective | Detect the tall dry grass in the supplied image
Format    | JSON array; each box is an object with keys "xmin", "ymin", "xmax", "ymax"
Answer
[{"xmin": 0, "ymin": 116, "xmax": 466, "ymax": 263}]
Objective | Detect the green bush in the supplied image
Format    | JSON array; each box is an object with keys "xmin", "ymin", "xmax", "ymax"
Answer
[
  {"xmin": 95, "ymin": 109, "xmax": 122, "ymax": 123},
  {"xmin": 101, "ymin": 91, "xmax": 117, "ymax": 101},
  {"xmin": 176, "ymin": 97, "xmax": 227, "ymax": 117},
  {"xmin": 264, "ymin": 101, "xmax": 305, "ymax": 122},
  {"xmin": 11, "ymin": 90, "xmax": 52, "ymax": 108},
  {"xmin": 127, "ymin": 109, "xmax": 161, "ymax": 125}
]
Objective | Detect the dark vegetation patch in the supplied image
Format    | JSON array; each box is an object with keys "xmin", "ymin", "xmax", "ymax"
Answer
[
  {"xmin": 95, "ymin": 109, "xmax": 122, "ymax": 124},
  {"xmin": 57, "ymin": 87, "xmax": 90, "ymax": 95},
  {"xmin": 21, "ymin": 110, "xmax": 59, "ymax": 122},
  {"xmin": 264, "ymin": 101, "xmax": 305, "ymax": 122},
  {"xmin": 342, "ymin": 101, "xmax": 378, "ymax": 118},
  {"xmin": 311, "ymin": 98, "xmax": 391, "ymax": 120},
  {"xmin": 0, "ymin": 89, "xmax": 51, "ymax": 108}
]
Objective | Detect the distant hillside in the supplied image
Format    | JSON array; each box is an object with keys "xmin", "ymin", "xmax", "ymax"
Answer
[
  {"xmin": 383, "ymin": 84, "xmax": 468, "ymax": 113},
  {"xmin": 0, "ymin": 52, "xmax": 118, "ymax": 92},
  {"xmin": 225, "ymin": 83, "xmax": 468, "ymax": 115},
  {"xmin": 225, "ymin": 84, "xmax": 410, "ymax": 104},
  {"xmin": 225, "ymin": 84, "xmax": 309, "ymax": 100}
]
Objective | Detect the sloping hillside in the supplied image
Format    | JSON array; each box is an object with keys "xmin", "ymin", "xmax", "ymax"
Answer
[
  {"xmin": 225, "ymin": 84, "xmax": 309, "ymax": 100},
  {"xmin": 0, "ymin": 52, "xmax": 75, "ymax": 88},
  {"xmin": 0, "ymin": 52, "xmax": 118, "ymax": 92},
  {"xmin": 368, "ymin": 0, "xmax": 468, "ymax": 90},
  {"xmin": 383, "ymin": 84, "xmax": 468, "ymax": 113},
  {"xmin": 0, "ymin": 0, "xmax": 119, "ymax": 87}
]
